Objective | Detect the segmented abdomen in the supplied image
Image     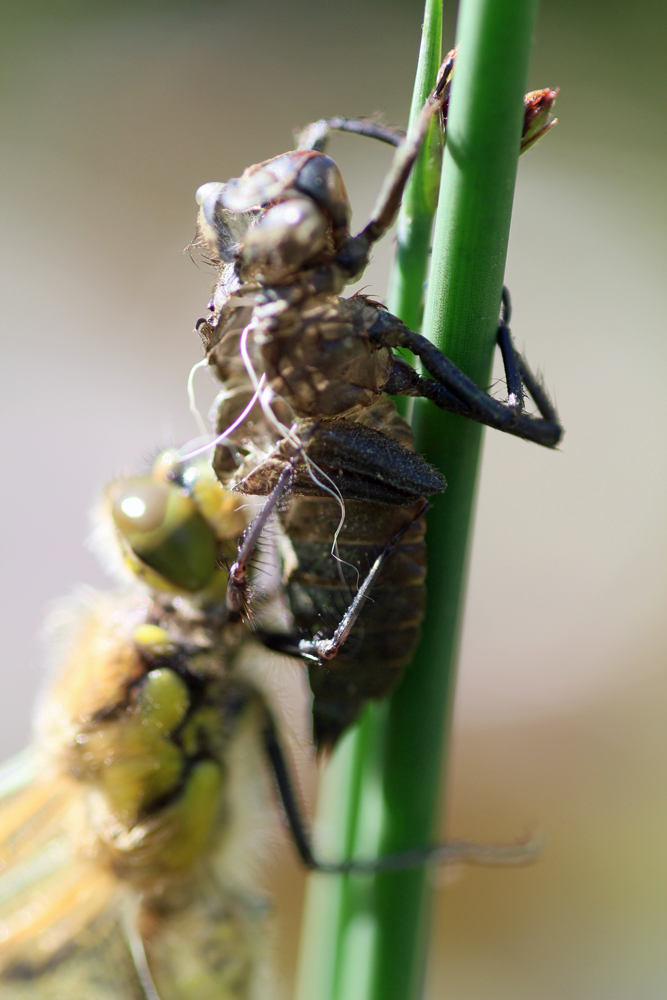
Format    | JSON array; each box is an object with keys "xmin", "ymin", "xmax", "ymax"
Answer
[{"xmin": 281, "ymin": 496, "xmax": 427, "ymax": 747}]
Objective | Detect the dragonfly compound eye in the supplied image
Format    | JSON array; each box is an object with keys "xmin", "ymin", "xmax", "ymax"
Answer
[
  {"xmin": 293, "ymin": 154, "xmax": 351, "ymax": 233},
  {"xmin": 220, "ymin": 152, "xmax": 307, "ymax": 212},
  {"xmin": 220, "ymin": 151, "xmax": 350, "ymax": 230},
  {"xmin": 109, "ymin": 477, "xmax": 219, "ymax": 593},
  {"xmin": 242, "ymin": 198, "xmax": 329, "ymax": 279}
]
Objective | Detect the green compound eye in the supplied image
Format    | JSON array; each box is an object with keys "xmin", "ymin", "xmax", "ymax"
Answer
[
  {"xmin": 110, "ymin": 476, "xmax": 219, "ymax": 592},
  {"xmin": 112, "ymin": 481, "xmax": 169, "ymax": 534}
]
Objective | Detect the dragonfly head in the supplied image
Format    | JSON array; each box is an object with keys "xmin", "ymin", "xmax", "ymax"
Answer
[
  {"xmin": 106, "ymin": 452, "xmax": 246, "ymax": 599},
  {"xmin": 196, "ymin": 150, "xmax": 354, "ymax": 284}
]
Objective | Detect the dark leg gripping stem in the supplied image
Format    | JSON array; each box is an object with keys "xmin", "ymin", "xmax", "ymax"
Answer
[
  {"xmin": 374, "ymin": 287, "xmax": 563, "ymax": 448},
  {"xmin": 262, "ymin": 707, "xmax": 541, "ymax": 874}
]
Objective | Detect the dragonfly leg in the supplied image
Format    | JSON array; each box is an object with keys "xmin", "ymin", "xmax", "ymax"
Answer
[
  {"xmin": 373, "ymin": 287, "xmax": 563, "ymax": 448},
  {"xmin": 254, "ymin": 500, "xmax": 428, "ymax": 665},
  {"xmin": 297, "ymin": 500, "xmax": 428, "ymax": 662},
  {"xmin": 261, "ymin": 703, "xmax": 541, "ymax": 874},
  {"xmin": 226, "ymin": 460, "xmax": 294, "ymax": 619},
  {"xmin": 296, "ymin": 117, "xmax": 404, "ymax": 154},
  {"xmin": 354, "ymin": 52, "xmax": 454, "ymax": 249}
]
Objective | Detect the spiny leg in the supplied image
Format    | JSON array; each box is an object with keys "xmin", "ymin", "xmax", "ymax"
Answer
[
  {"xmin": 226, "ymin": 459, "xmax": 295, "ymax": 618},
  {"xmin": 296, "ymin": 117, "xmax": 404, "ymax": 154},
  {"xmin": 496, "ymin": 288, "xmax": 559, "ymax": 427},
  {"xmin": 371, "ymin": 288, "xmax": 563, "ymax": 448},
  {"xmin": 356, "ymin": 49, "xmax": 455, "ymax": 248},
  {"xmin": 496, "ymin": 287, "xmax": 524, "ymax": 409},
  {"xmin": 255, "ymin": 500, "xmax": 428, "ymax": 660},
  {"xmin": 299, "ymin": 52, "xmax": 455, "ymax": 276},
  {"xmin": 294, "ymin": 52, "xmax": 455, "ymax": 280},
  {"xmin": 297, "ymin": 499, "xmax": 428, "ymax": 662},
  {"xmin": 261, "ymin": 704, "xmax": 540, "ymax": 874}
]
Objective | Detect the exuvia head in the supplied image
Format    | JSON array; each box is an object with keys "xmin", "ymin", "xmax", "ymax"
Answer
[{"xmin": 195, "ymin": 150, "xmax": 361, "ymax": 285}]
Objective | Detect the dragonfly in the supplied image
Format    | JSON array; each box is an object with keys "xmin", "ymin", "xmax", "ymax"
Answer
[
  {"xmin": 0, "ymin": 450, "xmax": 276, "ymax": 999},
  {"xmin": 0, "ymin": 448, "xmax": 534, "ymax": 999},
  {"xmin": 190, "ymin": 54, "xmax": 562, "ymax": 747}
]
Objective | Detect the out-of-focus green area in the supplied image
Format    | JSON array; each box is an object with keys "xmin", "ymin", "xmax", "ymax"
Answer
[{"xmin": 1, "ymin": 1, "xmax": 665, "ymax": 997}]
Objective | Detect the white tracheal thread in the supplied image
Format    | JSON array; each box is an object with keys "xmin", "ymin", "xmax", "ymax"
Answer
[
  {"xmin": 239, "ymin": 322, "xmax": 300, "ymax": 451},
  {"xmin": 300, "ymin": 453, "xmax": 360, "ymax": 589},
  {"xmin": 177, "ymin": 375, "xmax": 266, "ymax": 462},
  {"xmin": 121, "ymin": 894, "xmax": 163, "ymax": 1000},
  {"xmin": 186, "ymin": 358, "xmax": 210, "ymax": 437},
  {"xmin": 238, "ymin": 321, "xmax": 360, "ymax": 588},
  {"xmin": 207, "ymin": 384, "xmax": 252, "ymax": 427}
]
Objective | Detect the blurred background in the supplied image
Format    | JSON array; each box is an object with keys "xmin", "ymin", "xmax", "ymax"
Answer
[{"xmin": 1, "ymin": 0, "xmax": 665, "ymax": 996}]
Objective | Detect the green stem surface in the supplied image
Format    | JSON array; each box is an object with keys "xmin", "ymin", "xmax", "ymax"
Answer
[
  {"xmin": 385, "ymin": 0, "xmax": 443, "ymax": 340},
  {"xmin": 294, "ymin": 1, "xmax": 538, "ymax": 998}
]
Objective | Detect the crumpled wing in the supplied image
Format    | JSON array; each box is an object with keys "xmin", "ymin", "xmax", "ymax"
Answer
[
  {"xmin": 0, "ymin": 753, "xmax": 272, "ymax": 1000},
  {"xmin": 0, "ymin": 751, "xmax": 140, "ymax": 999}
]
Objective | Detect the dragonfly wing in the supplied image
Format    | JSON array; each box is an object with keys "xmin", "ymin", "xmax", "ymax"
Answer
[
  {"xmin": 0, "ymin": 763, "xmax": 136, "ymax": 994},
  {"xmin": 0, "ymin": 918, "xmax": 145, "ymax": 1000},
  {"xmin": 0, "ymin": 764, "xmax": 272, "ymax": 999},
  {"xmin": 0, "ymin": 750, "xmax": 38, "ymax": 802}
]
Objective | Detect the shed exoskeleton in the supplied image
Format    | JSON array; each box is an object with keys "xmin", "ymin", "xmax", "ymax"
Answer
[{"xmin": 192, "ymin": 55, "xmax": 562, "ymax": 746}]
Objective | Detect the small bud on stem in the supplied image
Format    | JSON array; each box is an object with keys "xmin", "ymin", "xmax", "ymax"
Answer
[
  {"xmin": 520, "ymin": 87, "xmax": 559, "ymax": 152},
  {"xmin": 438, "ymin": 52, "xmax": 558, "ymax": 155}
]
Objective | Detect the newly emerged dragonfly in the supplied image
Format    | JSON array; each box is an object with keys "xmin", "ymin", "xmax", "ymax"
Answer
[
  {"xmin": 0, "ymin": 449, "xmax": 531, "ymax": 999},
  {"xmin": 0, "ymin": 452, "xmax": 275, "ymax": 999},
  {"xmin": 191, "ymin": 55, "xmax": 562, "ymax": 746}
]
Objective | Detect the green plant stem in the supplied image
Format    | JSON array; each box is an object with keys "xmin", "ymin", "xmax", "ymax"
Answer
[
  {"xmin": 294, "ymin": 1, "xmax": 538, "ymax": 998},
  {"xmin": 385, "ymin": 0, "xmax": 443, "ymax": 340},
  {"xmin": 294, "ymin": 9, "xmax": 443, "ymax": 996}
]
